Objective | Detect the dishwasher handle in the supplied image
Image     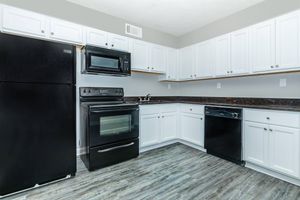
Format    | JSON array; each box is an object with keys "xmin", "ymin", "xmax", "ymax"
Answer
[{"xmin": 205, "ymin": 109, "xmax": 242, "ymax": 120}]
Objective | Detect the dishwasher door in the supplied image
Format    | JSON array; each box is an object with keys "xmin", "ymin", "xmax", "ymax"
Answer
[{"xmin": 204, "ymin": 106, "xmax": 244, "ymax": 165}]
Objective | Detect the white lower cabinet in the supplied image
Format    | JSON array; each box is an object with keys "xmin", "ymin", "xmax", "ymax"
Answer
[
  {"xmin": 161, "ymin": 111, "xmax": 178, "ymax": 141},
  {"xmin": 244, "ymin": 121, "xmax": 268, "ymax": 167},
  {"xmin": 268, "ymin": 125, "xmax": 300, "ymax": 177},
  {"xmin": 140, "ymin": 104, "xmax": 205, "ymax": 149},
  {"xmin": 180, "ymin": 113, "xmax": 204, "ymax": 147},
  {"xmin": 244, "ymin": 109, "xmax": 300, "ymax": 178},
  {"xmin": 140, "ymin": 113, "xmax": 160, "ymax": 147},
  {"xmin": 140, "ymin": 104, "xmax": 178, "ymax": 148}
]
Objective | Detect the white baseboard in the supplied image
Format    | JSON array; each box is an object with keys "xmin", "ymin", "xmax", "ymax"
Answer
[
  {"xmin": 246, "ymin": 162, "xmax": 300, "ymax": 186},
  {"xmin": 177, "ymin": 139, "xmax": 206, "ymax": 152},
  {"xmin": 77, "ymin": 147, "xmax": 86, "ymax": 156},
  {"xmin": 140, "ymin": 139, "xmax": 180, "ymax": 153}
]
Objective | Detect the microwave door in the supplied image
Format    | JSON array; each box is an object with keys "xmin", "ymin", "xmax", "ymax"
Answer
[{"xmin": 87, "ymin": 53, "xmax": 122, "ymax": 73}]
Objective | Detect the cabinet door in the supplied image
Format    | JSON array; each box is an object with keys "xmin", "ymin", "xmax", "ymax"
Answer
[
  {"xmin": 215, "ymin": 34, "xmax": 231, "ymax": 76},
  {"xmin": 140, "ymin": 114, "xmax": 160, "ymax": 147},
  {"xmin": 161, "ymin": 112, "xmax": 177, "ymax": 141},
  {"xmin": 2, "ymin": 5, "xmax": 47, "ymax": 38},
  {"xmin": 165, "ymin": 48, "xmax": 178, "ymax": 80},
  {"xmin": 269, "ymin": 125, "xmax": 300, "ymax": 178},
  {"xmin": 109, "ymin": 33, "xmax": 129, "ymax": 52},
  {"xmin": 244, "ymin": 122, "xmax": 268, "ymax": 167},
  {"xmin": 230, "ymin": 28, "xmax": 250, "ymax": 75},
  {"xmin": 86, "ymin": 27, "xmax": 108, "ymax": 48},
  {"xmin": 179, "ymin": 46, "xmax": 196, "ymax": 80},
  {"xmin": 276, "ymin": 11, "xmax": 300, "ymax": 70},
  {"xmin": 149, "ymin": 45, "xmax": 166, "ymax": 73},
  {"xmin": 250, "ymin": 20, "xmax": 276, "ymax": 72},
  {"xmin": 49, "ymin": 18, "xmax": 83, "ymax": 44},
  {"xmin": 180, "ymin": 113, "xmax": 204, "ymax": 147},
  {"xmin": 195, "ymin": 40, "xmax": 215, "ymax": 78},
  {"xmin": 130, "ymin": 39, "xmax": 149, "ymax": 71}
]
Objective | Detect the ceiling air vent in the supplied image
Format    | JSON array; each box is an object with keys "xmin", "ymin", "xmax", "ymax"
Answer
[{"xmin": 125, "ymin": 23, "xmax": 142, "ymax": 38}]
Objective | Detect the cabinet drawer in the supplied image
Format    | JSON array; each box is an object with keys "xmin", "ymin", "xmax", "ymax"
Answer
[
  {"xmin": 180, "ymin": 104, "xmax": 204, "ymax": 115},
  {"xmin": 244, "ymin": 109, "xmax": 300, "ymax": 128},
  {"xmin": 139, "ymin": 105, "xmax": 160, "ymax": 115},
  {"xmin": 160, "ymin": 104, "xmax": 178, "ymax": 113},
  {"xmin": 89, "ymin": 139, "xmax": 139, "ymax": 171}
]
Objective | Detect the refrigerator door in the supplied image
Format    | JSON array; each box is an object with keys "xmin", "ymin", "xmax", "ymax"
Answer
[
  {"xmin": 0, "ymin": 83, "xmax": 76, "ymax": 196},
  {"xmin": 0, "ymin": 33, "xmax": 75, "ymax": 84}
]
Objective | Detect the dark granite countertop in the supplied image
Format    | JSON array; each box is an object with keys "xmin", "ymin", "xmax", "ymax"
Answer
[{"xmin": 124, "ymin": 97, "xmax": 300, "ymax": 112}]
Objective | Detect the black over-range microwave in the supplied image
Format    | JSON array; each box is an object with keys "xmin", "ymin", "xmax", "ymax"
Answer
[{"xmin": 82, "ymin": 45, "xmax": 131, "ymax": 76}]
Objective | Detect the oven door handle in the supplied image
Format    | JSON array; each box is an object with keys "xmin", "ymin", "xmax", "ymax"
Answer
[
  {"xmin": 90, "ymin": 108, "xmax": 139, "ymax": 114},
  {"xmin": 97, "ymin": 142, "xmax": 135, "ymax": 153}
]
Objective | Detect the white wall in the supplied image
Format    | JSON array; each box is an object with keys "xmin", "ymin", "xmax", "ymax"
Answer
[{"xmin": 176, "ymin": 73, "xmax": 300, "ymax": 98}]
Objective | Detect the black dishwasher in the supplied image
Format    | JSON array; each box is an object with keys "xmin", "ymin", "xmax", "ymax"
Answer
[{"xmin": 204, "ymin": 106, "xmax": 244, "ymax": 165}]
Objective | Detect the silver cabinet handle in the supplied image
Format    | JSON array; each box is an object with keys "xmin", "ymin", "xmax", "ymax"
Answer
[
  {"xmin": 271, "ymin": 66, "xmax": 274, "ymax": 68},
  {"xmin": 200, "ymin": 118, "xmax": 203, "ymax": 120},
  {"xmin": 230, "ymin": 71, "xmax": 233, "ymax": 73},
  {"xmin": 275, "ymin": 65, "xmax": 279, "ymax": 68},
  {"xmin": 264, "ymin": 128, "xmax": 267, "ymax": 131},
  {"xmin": 97, "ymin": 142, "xmax": 134, "ymax": 153},
  {"xmin": 51, "ymin": 32, "xmax": 54, "ymax": 35},
  {"xmin": 158, "ymin": 116, "xmax": 160, "ymax": 118},
  {"xmin": 190, "ymin": 108, "xmax": 193, "ymax": 111},
  {"xmin": 105, "ymin": 43, "xmax": 108, "ymax": 46},
  {"xmin": 190, "ymin": 75, "xmax": 193, "ymax": 78},
  {"xmin": 269, "ymin": 129, "xmax": 273, "ymax": 132},
  {"xmin": 41, "ymin": 30, "xmax": 45, "ymax": 33},
  {"xmin": 266, "ymin": 117, "xmax": 270, "ymax": 120},
  {"xmin": 152, "ymin": 67, "xmax": 154, "ymax": 70},
  {"xmin": 162, "ymin": 116, "xmax": 164, "ymax": 118}
]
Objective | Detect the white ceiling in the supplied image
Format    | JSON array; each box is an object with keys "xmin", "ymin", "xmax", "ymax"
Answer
[{"xmin": 67, "ymin": 0, "xmax": 266, "ymax": 36}]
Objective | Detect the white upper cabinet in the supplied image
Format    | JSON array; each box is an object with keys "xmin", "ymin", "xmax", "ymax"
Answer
[
  {"xmin": 230, "ymin": 28, "xmax": 250, "ymax": 75},
  {"xmin": 49, "ymin": 18, "xmax": 83, "ymax": 44},
  {"xmin": 215, "ymin": 34, "xmax": 231, "ymax": 76},
  {"xmin": 162, "ymin": 48, "xmax": 178, "ymax": 81},
  {"xmin": 195, "ymin": 39, "xmax": 216, "ymax": 78},
  {"xmin": 86, "ymin": 27, "xmax": 108, "ymax": 48},
  {"xmin": 2, "ymin": 5, "xmax": 47, "ymax": 38},
  {"xmin": 109, "ymin": 33, "xmax": 129, "ymax": 52},
  {"xmin": 179, "ymin": 45, "xmax": 196, "ymax": 80},
  {"xmin": 86, "ymin": 29, "xmax": 129, "ymax": 51},
  {"xmin": 275, "ymin": 11, "xmax": 300, "ymax": 70},
  {"xmin": 250, "ymin": 19, "xmax": 276, "ymax": 72},
  {"xmin": 268, "ymin": 125, "xmax": 300, "ymax": 178},
  {"xmin": 149, "ymin": 44, "xmax": 166, "ymax": 73},
  {"xmin": 130, "ymin": 39, "xmax": 149, "ymax": 72}
]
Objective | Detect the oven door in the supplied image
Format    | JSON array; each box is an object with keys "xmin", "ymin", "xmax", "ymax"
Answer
[{"xmin": 88, "ymin": 105, "xmax": 139, "ymax": 147}]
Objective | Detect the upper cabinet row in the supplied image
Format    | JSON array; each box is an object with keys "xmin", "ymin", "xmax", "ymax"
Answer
[
  {"xmin": 178, "ymin": 10, "xmax": 300, "ymax": 81},
  {"xmin": 1, "ymin": 4, "xmax": 300, "ymax": 81},
  {"xmin": 0, "ymin": 4, "xmax": 174, "ymax": 76}
]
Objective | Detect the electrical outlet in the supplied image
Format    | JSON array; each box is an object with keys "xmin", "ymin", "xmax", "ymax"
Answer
[
  {"xmin": 217, "ymin": 82, "xmax": 221, "ymax": 89},
  {"xmin": 279, "ymin": 79, "xmax": 287, "ymax": 88}
]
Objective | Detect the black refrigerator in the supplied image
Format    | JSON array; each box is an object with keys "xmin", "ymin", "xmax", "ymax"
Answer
[{"xmin": 0, "ymin": 33, "xmax": 76, "ymax": 197}]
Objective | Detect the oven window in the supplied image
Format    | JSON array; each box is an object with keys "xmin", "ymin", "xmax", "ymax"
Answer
[
  {"xmin": 100, "ymin": 114, "xmax": 131, "ymax": 136},
  {"xmin": 91, "ymin": 55, "xmax": 119, "ymax": 69}
]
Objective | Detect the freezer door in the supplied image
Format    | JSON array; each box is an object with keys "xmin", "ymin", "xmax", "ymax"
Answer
[
  {"xmin": 0, "ymin": 33, "xmax": 75, "ymax": 84},
  {"xmin": 0, "ymin": 83, "xmax": 76, "ymax": 196}
]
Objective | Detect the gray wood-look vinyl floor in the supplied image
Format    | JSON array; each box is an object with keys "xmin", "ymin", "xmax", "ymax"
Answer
[{"xmin": 7, "ymin": 144, "xmax": 300, "ymax": 200}]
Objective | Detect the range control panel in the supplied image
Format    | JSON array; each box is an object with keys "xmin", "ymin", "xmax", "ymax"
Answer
[{"xmin": 80, "ymin": 87, "xmax": 124, "ymax": 97}]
